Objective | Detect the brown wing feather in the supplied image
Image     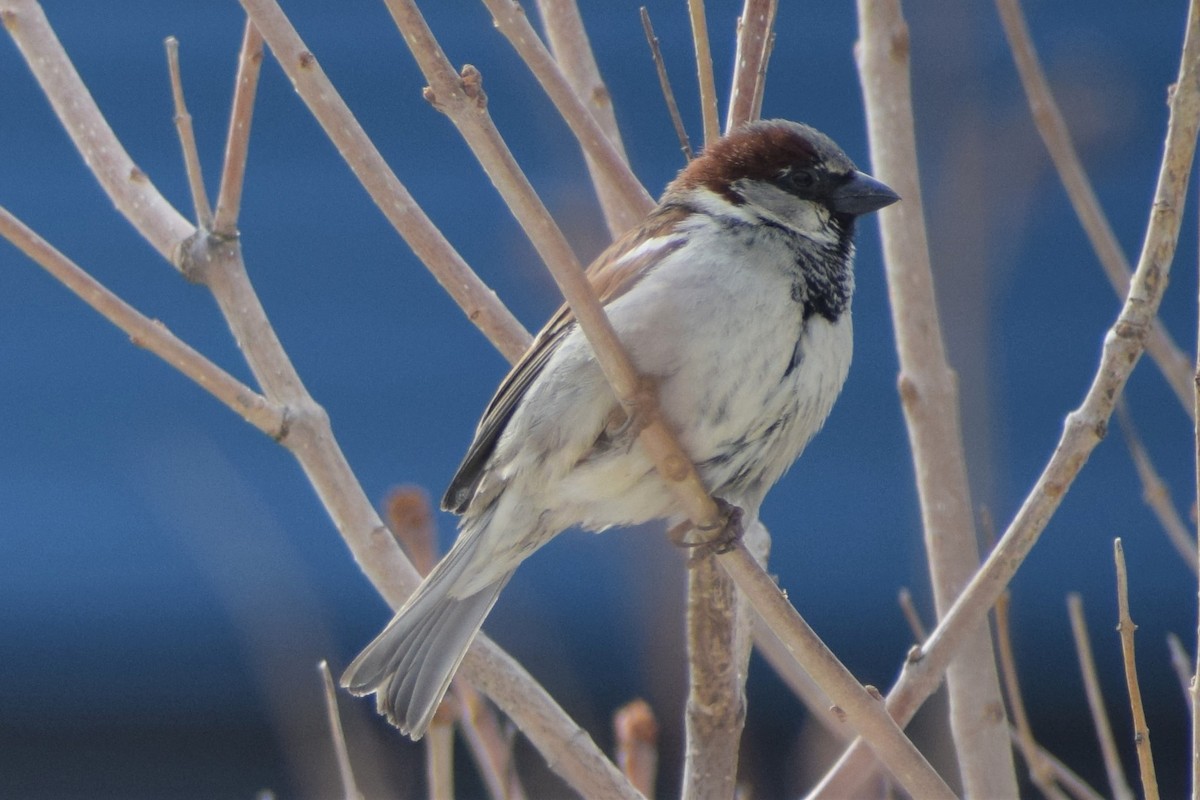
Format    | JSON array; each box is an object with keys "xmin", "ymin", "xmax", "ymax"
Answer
[{"xmin": 441, "ymin": 204, "xmax": 692, "ymax": 514}]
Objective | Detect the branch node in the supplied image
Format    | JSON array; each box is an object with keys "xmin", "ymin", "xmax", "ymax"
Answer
[{"xmin": 459, "ymin": 64, "xmax": 487, "ymax": 108}]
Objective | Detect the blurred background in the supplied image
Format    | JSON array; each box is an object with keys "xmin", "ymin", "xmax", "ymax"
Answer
[{"xmin": 1, "ymin": 1, "xmax": 1196, "ymax": 797}]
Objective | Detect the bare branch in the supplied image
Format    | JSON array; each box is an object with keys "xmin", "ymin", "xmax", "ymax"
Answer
[
  {"xmin": 853, "ymin": 0, "xmax": 1017, "ymax": 793},
  {"xmin": 239, "ymin": 0, "xmax": 532, "ymax": 363},
  {"xmin": 898, "ymin": 587, "xmax": 928, "ymax": 642},
  {"xmin": 995, "ymin": 0, "xmax": 1196, "ymax": 418},
  {"xmin": 318, "ymin": 661, "xmax": 364, "ymax": 800},
  {"xmin": 1068, "ymin": 594, "xmax": 1136, "ymax": 800},
  {"xmin": 535, "ymin": 0, "xmax": 642, "ymax": 237},
  {"xmin": 481, "ymin": 0, "xmax": 655, "ymax": 217},
  {"xmin": 1114, "ymin": 539, "xmax": 1160, "ymax": 800},
  {"xmin": 165, "ymin": 36, "xmax": 214, "ymax": 229},
  {"xmin": 812, "ymin": 0, "xmax": 1200, "ymax": 791},
  {"xmin": 214, "ymin": 18, "xmax": 265, "ymax": 236},
  {"xmin": 725, "ymin": 0, "xmax": 778, "ymax": 131},
  {"xmin": 687, "ymin": 0, "xmax": 720, "ymax": 144},
  {"xmin": 1, "ymin": 0, "xmax": 193, "ymax": 261},
  {"xmin": 1166, "ymin": 632, "xmax": 1193, "ymax": 705},
  {"xmin": 0, "ymin": 206, "xmax": 286, "ymax": 438},
  {"xmin": 640, "ymin": 8, "xmax": 694, "ymax": 162},
  {"xmin": 1115, "ymin": 399, "xmax": 1198, "ymax": 572}
]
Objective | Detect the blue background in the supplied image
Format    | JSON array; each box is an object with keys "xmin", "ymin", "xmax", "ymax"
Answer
[{"xmin": 1, "ymin": 1, "xmax": 1196, "ymax": 797}]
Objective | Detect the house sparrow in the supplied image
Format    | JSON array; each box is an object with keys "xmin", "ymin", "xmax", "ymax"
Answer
[{"xmin": 342, "ymin": 119, "xmax": 899, "ymax": 738}]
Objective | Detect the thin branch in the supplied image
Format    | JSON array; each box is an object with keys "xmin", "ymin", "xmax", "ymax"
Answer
[
  {"xmin": 318, "ymin": 661, "xmax": 364, "ymax": 800},
  {"xmin": 995, "ymin": 0, "xmax": 1196, "ymax": 419},
  {"xmin": 749, "ymin": 30, "xmax": 774, "ymax": 123},
  {"xmin": 1167, "ymin": 632, "xmax": 1193, "ymax": 706},
  {"xmin": 898, "ymin": 587, "xmax": 928, "ymax": 642},
  {"xmin": 165, "ymin": 36, "xmax": 213, "ymax": 229},
  {"xmin": 239, "ymin": 0, "xmax": 531, "ymax": 363},
  {"xmin": 481, "ymin": 0, "xmax": 655, "ymax": 217},
  {"xmin": 1115, "ymin": 398, "xmax": 1198, "ymax": 572},
  {"xmin": 640, "ymin": 7, "xmax": 693, "ymax": 162},
  {"xmin": 0, "ymin": 206, "xmax": 286, "ymax": 438},
  {"xmin": 1067, "ymin": 594, "xmax": 1136, "ymax": 800},
  {"xmin": 214, "ymin": 18, "xmax": 265, "ymax": 237},
  {"xmin": 535, "ymin": 0, "xmax": 641, "ymax": 237},
  {"xmin": 687, "ymin": 0, "xmax": 720, "ymax": 144},
  {"xmin": 725, "ymin": 0, "xmax": 778, "ymax": 131},
  {"xmin": 1114, "ymin": 539, "xmax": 1160, "ymax": 800},
  {"xmin": 811, "ymin": 0, "xmax": 1200, "ymax": 792},
  {"xmin": 1, "ymin": 0, "xmax": 193, "ymax": 261},
  {"xmin": 854, "ymin": 0, "xmax": 1017, "ymax": 794},
  {"xmin": 614, "ymin": 699, "xmax": 658, "ymax": 799},
  {"xmin": 995, "ymin": 593, "xmax": 1068, "ymax": 800}
]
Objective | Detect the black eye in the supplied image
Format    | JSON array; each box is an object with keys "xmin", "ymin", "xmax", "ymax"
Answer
[{"xmin": 780, "ymin": 167, "xmax": 819, "ymax": 194}]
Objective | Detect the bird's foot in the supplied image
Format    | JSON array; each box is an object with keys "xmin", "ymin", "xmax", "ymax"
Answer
[{"xmin": 669, "ymin": 498, "xmax": 744, "ymax": 558}]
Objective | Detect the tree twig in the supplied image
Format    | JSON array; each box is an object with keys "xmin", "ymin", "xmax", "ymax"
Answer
[
  {"xmin": 725, "ymin": 0, "xmax": 777, "ymax": 131},
  {"xmin": 811, "ymin": 0, "xmax": 1200, "ymax": 792},
  {"xmin": 687, "ymin": 0, "xmax": 720, "ymax": 143},
  {"xmin": 640, "ymin": 7, "xmax": 693, "ymax": 162},
  {"xmin": 1067, "ymin": 593, "xmax": 1136, "ymax": 800},
  {"xmin": 535, "ymin": 0, "xmax": 641, "ymax": 237},
  {"xmin": 239, "ymin": 0, "xmax": 532, "ymax": 363},
  {"xmin": 318, "ymin": 661, "xmax": 364, "ymax": 800},
  {"xmin": 1115, "ymin": 398, "xmax": 1198, "ymax": 572},
  {"xmin": 898, "ymin": 587, "xmax": 928, "ymax": 642},
  {"xmin": 165, "ymin": 36, "xmax": 214, "ymax": 229},
  {"xmin": 213, "ymin": 18, "xmax": 264, "ymax": 237},
  {"xmin": 853, "ymin": 0, "xmax": 1017, "ymax": 794},
  {"xmin": 995, "ymin": 0, "xmax": 1196, "ymax": 419},
  {"xmin": 1166, "ymin": 632, "xmax": 1193, "ymax": 706},
  {"xmin": 1114, "ymin": 539, "xmax": 1159, "ymax": 800}
]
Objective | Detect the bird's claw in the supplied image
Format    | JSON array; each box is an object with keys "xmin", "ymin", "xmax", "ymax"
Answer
[{"xmin": 669, "ymin": 498, "xmax": 744, "ymax": 558}]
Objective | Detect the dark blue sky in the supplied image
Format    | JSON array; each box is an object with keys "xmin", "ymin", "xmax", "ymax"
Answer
[{"xmin": 1, "ymin": 1, "xmax": 1196, "ymax": 797}]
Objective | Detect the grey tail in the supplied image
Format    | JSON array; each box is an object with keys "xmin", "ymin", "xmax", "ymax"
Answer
[{"xmin": 341, "ymin": 542, "xmax": 512, "ymax": 739}]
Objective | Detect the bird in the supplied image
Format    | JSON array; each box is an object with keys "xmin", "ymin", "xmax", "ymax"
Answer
[{"xmin": 342, "ymin": 119, "xmax": 899, "ymax": 738}]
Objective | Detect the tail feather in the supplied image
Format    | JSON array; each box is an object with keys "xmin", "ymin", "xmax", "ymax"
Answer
[{"xmin": 341, "ymin": 547, "xmax": 512, "ymax": 738}]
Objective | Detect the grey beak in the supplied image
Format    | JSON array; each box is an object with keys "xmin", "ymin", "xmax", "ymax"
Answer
[{"xmin": 828, "ymin": 171, "xmax": 900, "ymax": 216}]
